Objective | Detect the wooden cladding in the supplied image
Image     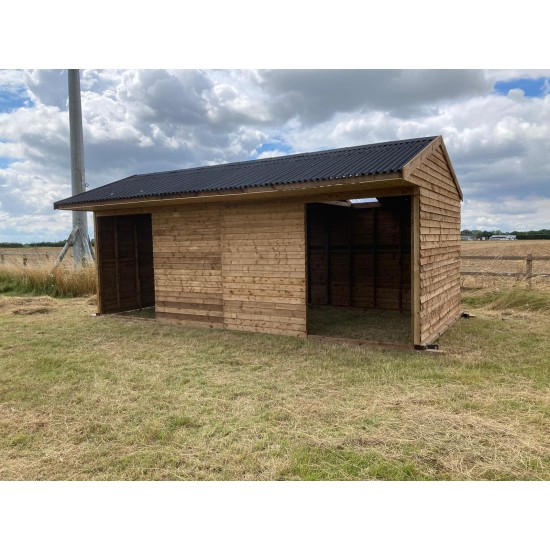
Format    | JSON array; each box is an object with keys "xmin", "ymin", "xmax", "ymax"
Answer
[
  {"xmin": 307, "ymin": 198, "xmax": 411, "ymax": 312},
  {"xmin": 222, "ymin": 202, "xmax": 306, "ymax": 337},
  {"xmin": 96, "ymin": 214, "xmax": 155, "ymax": 314},
  {"xmin": 153, "ymin": 204, "xmax": 223, "ymax": 328},
  {"xmin": 407, "ymin": 144, "xmax": 461, "ymax": 345},
  {"xmin": 151, "ymin": 201, "xmax": 307, "ymax": 337}
]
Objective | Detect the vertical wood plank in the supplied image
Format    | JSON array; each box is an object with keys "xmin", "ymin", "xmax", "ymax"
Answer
[
  {"xmin": 306, "ymin": 204, "xmax": 312, "ymax": 305},
  {"xmin": 373, "ymin": 207, "xmax": 378, "ymax": 308},
  {"xmin": 304, "ymin": 204, "xmax": 310, "ymax": 334},
  {"xmin": 412, "ymin": 188, "xmax": 421, "ymax": 345},
  {"xmin": 93, "ymin": 212, "xmax": 102, "ymax": 314},
  {"xmin": 326, "ymin": 209, "xmax": 331, "ymax": 305},
  {"xmin": 114, "ymin": 218, "xmax": 121, "ymax": 309},
  {"xmin": 348, "ymin": 208, "xmax": 353, "ymax": 307},
  {"xmin": 133, "ymin": 220, "xmax": 142, "ymax": 310},
  {"xmin": 399, "ymin": 200, "xmax": 405, "ymax": 313}
]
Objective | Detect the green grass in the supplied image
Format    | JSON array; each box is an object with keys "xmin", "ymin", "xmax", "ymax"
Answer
[
  {"xmin": 1, "ymin": 288, "xmax": 549, "ymax": 480},
  {"xmin": 462, "ymin": 287, "xmax": 550, "ymax": 313}
]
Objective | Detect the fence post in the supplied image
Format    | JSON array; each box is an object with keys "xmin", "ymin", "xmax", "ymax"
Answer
[
  {"xmin": 23, "ymin": 256, "xmax": 28, "ymax": 266},
  {"xmin": 0, "ymin": 254, "xmax": 3, "ymax": 263},
  {"xmin": 526, "ymin": 254, "xmax": 533, "ymax": 288}
]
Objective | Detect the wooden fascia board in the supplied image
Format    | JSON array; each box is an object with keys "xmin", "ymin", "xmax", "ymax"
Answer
[
  {"xmin": 439, "ymin": 139, "xmax": 463, "ymax": 200},
  {"xmin": 55, "ymin": 172, "xmax": 404, "ymax": 212},
  {"xmin": 402, "ymin": 135, "xmax": 463, "ymax": 201}
]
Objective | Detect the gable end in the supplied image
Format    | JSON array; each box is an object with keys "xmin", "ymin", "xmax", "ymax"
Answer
[{"xmin": 402, "ymin": 136, "xmax": 463, "ymax": 200}]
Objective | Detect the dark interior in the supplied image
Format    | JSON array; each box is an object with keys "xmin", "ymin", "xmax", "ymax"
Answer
[
  {"xmin": 306, "ymin": 196, "xmax": 411, "ymax": 314},
  {"xmin": 96, "ymin": 214, "xmax": 155, "ymax": 314}
]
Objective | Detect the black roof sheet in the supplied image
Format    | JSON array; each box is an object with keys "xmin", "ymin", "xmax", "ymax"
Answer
[{"xmin": 54, "ymin": 136, "xmax": 437, "ymax": 208}]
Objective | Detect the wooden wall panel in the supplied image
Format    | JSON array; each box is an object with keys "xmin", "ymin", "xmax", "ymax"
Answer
[
  {"xmin": 152, "ymin": 201, "xmax": 307, "ymax": 337},
  {"xmin": 152, "ymin": 204, "xmax": 224, "ymax": 328},
  {"xmin": 222, "ymin": 201, "xmax": 307, "ymax": 337},
  {"xmin": 307, "ymin": 199, "xmax": 411, "ymax": 312},
  {"xmin": 407, "ymin": 144, "xmax": 461, "ymax": 345}
]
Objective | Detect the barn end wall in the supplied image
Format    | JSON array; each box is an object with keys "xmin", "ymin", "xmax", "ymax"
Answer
[
  {"xmin": 408, "ymin": 144, "xmax": 462, "ymax": 345},
  {"xmin": 152, "ymin": 200, "xmax": 307, "ymax": 337},
  {"xmin": 307, "ymin": 200, "xmax": 411, "ymax": 311}
]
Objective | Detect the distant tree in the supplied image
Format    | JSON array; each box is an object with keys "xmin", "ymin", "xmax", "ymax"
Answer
[
  {"xmin": 461, "ymin": 229, "xmax": 550, "ymax": 240},
  {"xmin": 27, "ymin": 241, "xmax": 67, "ymax": 247}
]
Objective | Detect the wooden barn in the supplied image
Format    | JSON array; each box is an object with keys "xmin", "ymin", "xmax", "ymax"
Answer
[{"xmin": 54, "ymin": 136, "xmax": 463, "ymax": 349}]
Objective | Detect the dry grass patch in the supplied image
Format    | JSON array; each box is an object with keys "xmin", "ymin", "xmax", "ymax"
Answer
[
  {"xmin": 1, "ymin": 290, "xmax": 549, "ymax": 480},
  {"xmin": 461, "ymin": 240, "xmax": 550, "ymax": 290},
  {"xmin": 0, "ymin": 258, "xmax": 96, "ymax": 297},
  {"xmin": 461, "ymin": 239, "xmax": 550, "ymax": 257}
]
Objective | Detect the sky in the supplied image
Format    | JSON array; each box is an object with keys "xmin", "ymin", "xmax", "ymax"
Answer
[{"xmin": 0, "ymin": 68, "xmax": 549, "ymax": 242}]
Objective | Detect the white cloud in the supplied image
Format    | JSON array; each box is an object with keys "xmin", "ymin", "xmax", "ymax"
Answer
[
  {"xmin": 256, "ymin": 149, "xmax": 288, "ymax": 159},
  {"xmin": 0, "ymin": 69, "xmax": 27, "ymax": 94},
  {"xmin": 1, "ymin": 69, "xmax": 550, "ymax": 242},
  {"xmin": 462, "ymin": 197, "xmax": 550, "ymax": 231}
]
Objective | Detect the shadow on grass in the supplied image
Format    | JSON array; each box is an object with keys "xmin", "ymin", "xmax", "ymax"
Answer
[{"xmin": 307, "ymin": 305, "xmax": 411, "ymax": 343}]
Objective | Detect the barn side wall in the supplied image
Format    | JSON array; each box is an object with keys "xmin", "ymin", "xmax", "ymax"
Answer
[
  {"xmin": 408, "ymin": 145, "xmax": 462, "ymax": 345},
  {"xmin": 151, "ymin": 200, "xmax": 307, "ymax": 337}
]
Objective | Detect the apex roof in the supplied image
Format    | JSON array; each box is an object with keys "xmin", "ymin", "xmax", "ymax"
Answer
[{"xmin": 54, "ymin": 136, "xmax": 447, "ymax": 209}]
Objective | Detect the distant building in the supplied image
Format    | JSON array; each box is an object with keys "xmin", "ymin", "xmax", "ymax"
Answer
[
  {"xmin": 489, "ymin": 235, "xmax": 516, "ymax": 241},
  {"xmin": 461, "ymin": 235, "xmax": 473, "ymax": 241}
]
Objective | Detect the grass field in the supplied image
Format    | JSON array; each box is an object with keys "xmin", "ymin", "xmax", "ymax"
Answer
[
  {"xmin": 1, "ymin": 285, "xmax": 549, "ymax": 480},
  {"xmin": 1, "ymin": 240, "xmax": 549, "ymax": 480}
]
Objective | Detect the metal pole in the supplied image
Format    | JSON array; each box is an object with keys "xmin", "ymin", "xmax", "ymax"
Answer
[{"xmin": 68, "ymin": 69, "xmax": 90, "ymax": 266}]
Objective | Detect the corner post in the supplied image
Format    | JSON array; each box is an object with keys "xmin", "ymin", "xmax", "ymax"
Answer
[{"xmin": 411, "ymin": 188, "xmax": 421, "ymax": 346}]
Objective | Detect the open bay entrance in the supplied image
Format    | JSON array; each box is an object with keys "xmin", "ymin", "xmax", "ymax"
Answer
[
  {"xmin": 96, "ymin": 214, "xmax": 155, "ymax": 315},
  {"xmin": 306, "ymin": 197, "xmax": 411, "ymax": 343}
]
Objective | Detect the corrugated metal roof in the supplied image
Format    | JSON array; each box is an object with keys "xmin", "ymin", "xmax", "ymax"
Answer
[{"xmin": 54, "ymin": 136, "xmax": 437, "ymax": 208}]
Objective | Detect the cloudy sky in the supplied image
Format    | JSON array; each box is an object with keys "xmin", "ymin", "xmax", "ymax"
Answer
[{"xmin": 0, "ymin": 68, "xmax": 549, "ymax": 242}]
